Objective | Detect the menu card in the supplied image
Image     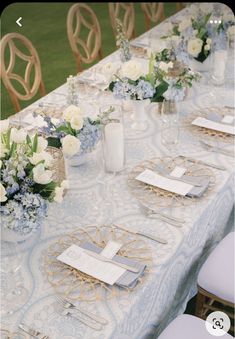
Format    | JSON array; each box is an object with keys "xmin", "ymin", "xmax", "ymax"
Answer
[
  {"xmin": 192, "ymin": 117, "xmax": 235, "ymax": 135},
  {"xmin": 135, "ymin": 169, "xmax": 193, "ymax": 196},
  {"xmin": 57, "ymin": 244, "xmax": 125, "ymax": 285}
]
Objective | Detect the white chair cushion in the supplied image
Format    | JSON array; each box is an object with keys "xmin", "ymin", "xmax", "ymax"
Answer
[
  {"xmin": 158, "ymin": 314, "xmax": 232, "ymax": 339},
  {"xmin": 198, "ymin": 232, "xmax": 234, "ymax": 304}
]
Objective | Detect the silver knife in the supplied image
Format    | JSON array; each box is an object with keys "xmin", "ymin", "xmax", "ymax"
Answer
[
  {"xmin": 178, "ymin": 155, "xmax": 226, "ymax": 171},
  {"xmin": 59, "ymin": 308, "xmax": 103, "ymax": 331},
  {"xmin": 18, "ymin": 323, "xmax": 49, "ymax": 339},
  {"xmin": 200, "ymin": 141, "xmax": 234, "ymax": 157},
  {"xmin": 113, "ymin": 224, "xmax": 168, "ymax": 244},
  {"xmin": 84, "ymin": 250, "xmax": 140, "ymax": 273}
]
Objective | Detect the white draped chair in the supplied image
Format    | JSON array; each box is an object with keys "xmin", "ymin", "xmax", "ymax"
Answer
[
  {"xmin": 158, "ymin": 314, "xmax": 233, "ymax": 339},
  {"xmin": 196, "ymin": 232, "xmax": 234, "ymax": 333}
]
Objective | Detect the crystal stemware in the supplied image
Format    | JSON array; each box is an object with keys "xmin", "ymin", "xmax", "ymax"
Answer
[{"xmin": 0, "ymin": 241, "xmax": 28, "ymax": 317}]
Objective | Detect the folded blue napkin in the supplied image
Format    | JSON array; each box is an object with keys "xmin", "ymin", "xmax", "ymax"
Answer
[
  {"xmin": 80, "ymin": 241, "xmax": 146, "ymax": 288},
  {"xmin": 155, "ymin": 164, "xmax": 210, "ymax": 198}
]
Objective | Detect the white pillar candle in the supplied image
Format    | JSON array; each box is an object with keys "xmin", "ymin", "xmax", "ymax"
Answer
[
  {"xmin": 213, "ymin": 50, "xmax": 227, "ymax": 80},
  {"xmin": 103, "ymin": 122, "xmax": 125, "ymax": 172}
]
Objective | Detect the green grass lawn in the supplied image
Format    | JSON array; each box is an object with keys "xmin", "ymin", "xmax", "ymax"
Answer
[{"xmin": 1, "ymin": 2, "xmax": 178, "ymax": 119}]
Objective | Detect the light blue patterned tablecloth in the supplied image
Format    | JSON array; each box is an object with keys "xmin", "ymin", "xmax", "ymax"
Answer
[{"xmin": 2, "ymin": 6, "xmax": 235, "ymax": 339}]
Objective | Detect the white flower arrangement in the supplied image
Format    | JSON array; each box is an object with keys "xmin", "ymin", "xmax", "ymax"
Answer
[
  {"xmin": 38, "ymin": 105, "xmax": 102, "ymax": 159},
  {"xmin": 107, "ymin": 56, "xmax": 200, "ymax": 102},
  {"xmin": 0, "ymin": 122, "xmax": 68, "ymax": 236},
  {"xmin": 162, "ymin": 3, "xmax": 234, "ymax": 64}
]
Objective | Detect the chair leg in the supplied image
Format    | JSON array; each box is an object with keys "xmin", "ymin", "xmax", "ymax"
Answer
[{"xmin": 195, "ymin": 291, "xmax": 206, "ymax": 318}]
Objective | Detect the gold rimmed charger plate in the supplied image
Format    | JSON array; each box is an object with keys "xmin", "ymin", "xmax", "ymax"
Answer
[
  {"xmin": 183, "ymin": 106, "xmax": 234, "ymax": 144},
  {"xmin": 44, "ymin": 225, "xmax": 152, "ymax": 302},
  {"xmin": 127, "ymin": 156, "xmax": 216, "ymax": 209}
]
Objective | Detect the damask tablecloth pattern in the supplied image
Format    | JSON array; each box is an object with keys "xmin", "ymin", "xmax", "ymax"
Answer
[{"xmin": 2, "ymin": 6, "xmax": 234, "ymax": 339}]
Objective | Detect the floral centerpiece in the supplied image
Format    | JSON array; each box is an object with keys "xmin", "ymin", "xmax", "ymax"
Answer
[
  {"xmin": 161, "ymin": 3, "xmax": 235, "ymax": 68},
  {"xmin": 0, "ymin": 120, "xmax": 68, "ymax": 241},
  {"xmin": 108, "ymin": 57, "xmax": 200, "ymax": 103},
  {"xmin": 38, "ymin": 105, "xmax": 102, "ymax": 166}
]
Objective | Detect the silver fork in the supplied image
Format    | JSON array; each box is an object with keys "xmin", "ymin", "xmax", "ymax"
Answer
[
  {"xmin": 56, "ymin": 295, "xmax": 108, "ymax": 325},
  {"xmin": 18, "ymin": 323, "xmax": 49, "ymax": 339},
  {"xmin": 57, "ymin": 303, "xmax": 103, "ymax": 331},
  {"xmin": 141, "ymin": 205, "xmax": 185, "ymax": 227},
  {"xmin": 200, "ymin": 141, "xmax": 234, "ymax": 157}
]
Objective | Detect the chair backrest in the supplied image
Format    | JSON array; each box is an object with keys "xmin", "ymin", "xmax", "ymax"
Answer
[
  {"xmin": 0, "ymin": 32, "xmax": 45, "ymax": 113},
  {"xmin": 67, "ymin": 3, "xmax": 102, "ymax": 72},
  {"xmin": 141, "ymin": 3, "xmax": 165, "ymax": 31},
  {"xmin": 109, "ymin": 3, "xmax": 135, "ymax": 40}
]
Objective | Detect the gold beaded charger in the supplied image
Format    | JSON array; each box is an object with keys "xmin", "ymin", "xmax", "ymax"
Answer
[
  {"xmin": 128, "ymin": 156, "xmax": 216, "ymax": 209},
  {"xmin": 44, "ymin": 225, "xmax": 152, "ymax": 302},
  {"xmin": 183, "ymin": 106, "xmax": 234, "ymax": 144}
]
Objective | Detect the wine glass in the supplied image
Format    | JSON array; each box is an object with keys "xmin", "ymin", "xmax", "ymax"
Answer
[
  {"xmin": 0, "ymin": 241, "xmax": 28, "ymax": 317},
  {"xmin": 160, "ymin": 100, "xmax": 180, "ymax": 156}
]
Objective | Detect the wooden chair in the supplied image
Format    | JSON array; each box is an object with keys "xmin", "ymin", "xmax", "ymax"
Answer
[
  {"xmin": 0, "ymin": 33, "xmax": 45, "ymax": 113},
  {"xmin": 141, "ymin": 3, "xmax": 165, "ymax": 31},
  {"xmin": 109, "ymin": 3, "xmax": 135, "ymax": 40},
  {"xmin": 176, "ymin": 3, "xmax": 185, "ymax": 11},
  {"xmin": 196, "ymin": 232, "xmax": 234, "ymax": 335},
  {"xmin": 67, "ymin": 3, "xmax": 102, "ymax": 73}
]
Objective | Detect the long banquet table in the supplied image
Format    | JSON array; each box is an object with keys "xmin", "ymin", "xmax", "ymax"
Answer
[{"xmin": 2, "ymin": 6, "xmax": 235, "ymax": 339}]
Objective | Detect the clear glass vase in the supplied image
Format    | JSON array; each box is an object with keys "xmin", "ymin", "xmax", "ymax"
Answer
[
  {"xmin": 131, "ymin": 99, "xmax": 149, "ymax": 131},
  {"xmin": 161, "ymin": 100, "xmax": 180, "ymax": 154},
  {"xmin": 210, "ymin": 31, "xmax": 228, "ymax": 86}
]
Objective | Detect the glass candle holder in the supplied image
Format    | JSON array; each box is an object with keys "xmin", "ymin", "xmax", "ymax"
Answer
[
  {"xmin": 161, "ymin": 100, "xmax": 180, "ymax": 152},
  {"xmin": 99, "ymin": 104, "xmax": 125, "ymax": 173}
]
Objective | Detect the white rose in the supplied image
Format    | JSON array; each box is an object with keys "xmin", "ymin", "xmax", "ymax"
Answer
[
  {"xmin": 33, "ymin": 163, "xmax": 53, "ymax": 185},
  {"xmin": 61, "ymin": 180, "xmax": 69, "ymax": 189},
  {"xmin": 0, "ymin": 142, "xmax": 7, "ymax": 158},
  {"xmin": 30, "ymin": 151, "xmax": 54, "ymax": 167},
  {"xmin": 187, "ymin": 38, "xmax": 203, "ymax": 57},
  {"xmin": 119, "ymin": 60, "xmax": 143, "ymax": 81},
  {"xmin": 178, "ymin": 19, "xmax": 192, "ymax": 32},
  {"xmin": 10, "ymin": 128, "xmax": 27, "ymax": 144},
  {"xmin": 159, "ymin": 61, "xmax": 173, "ymax": 73},
  {"xmin": 61, "ymin": 135, "xmax": 81, "ymax": 157},
  {"xmin": 36, "ymin": 136, "xmax": 48, "ymax": 153},
  {"xmin": 0, "ymin": 119, "xmax": 9, "ymax": 134},
  {"xmin": 54, "ymin": 186, "xmax": 64, "ymax": 203},
  {"xmin": 206, "ymin": 38, "xmax": 212, "ymax": 45},
  {"xmin": 70, "ymin": 115, "xmax": 83, "ymax": 130},
  {"xmin": 204, "ymin": 44, "xmax": 210, "ymax": 51},
  {"xmin": 0, "ymin": 183, "xmax": 7, "ymax": 202},
  {"xmin": 63, "ymin": 105, "xmax": 84, "ymax": 123},
  {"xmin": 199, "ymin": 3, "xmax": 213, "ymax": 13}
]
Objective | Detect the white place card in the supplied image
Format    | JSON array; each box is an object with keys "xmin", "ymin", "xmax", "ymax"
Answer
[
  {"xmin": 101, "ymin": 240, "xmax": 122, "ymax": 259},
  {"xmin": 192, "ymin": 117, "xmax": 235, "ymax": 135},
  {"xmin": 221, "ymin": 115, "xmax": 234, "ymax": 124},
  {"xmin": 57, "ymin": 244, "xmax": 125, "ymax": 285},
  {"xmin": 170, "ymin": 166, "xmax": 186, "ymax": 178},
  {"xmin": 135, "ymin": 169, "xmax": 193, "ymax": 196}
]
